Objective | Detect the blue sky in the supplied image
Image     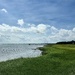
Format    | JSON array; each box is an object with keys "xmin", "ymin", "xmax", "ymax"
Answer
[{"xmin": 0, "ymin": 0, "xmax": 75, "ymax": 43}]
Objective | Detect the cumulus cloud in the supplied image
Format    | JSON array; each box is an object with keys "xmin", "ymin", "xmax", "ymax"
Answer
[
  {"xmin": 50, "ymin": 26, "xmax": 58, "ymax": 34},
  {"xmin": 28, "ymin": 24, "xmax": 48, "ymax": 33},
  {"xmin": 1, "ymin": 8, "xmax": 8, "ymax": 13},
  {"xmin": 47, "ymin": 27, "xmax": 75, "ymax": 43},
  {"xmin": 0, "ymin": 23, "xmax": 49, "ymax": 43},
  {"xmin": 17, "ymin": 19, "xmax": 24, "ymax": 26},
  {"xmin": 0, "ymin": 23, "xmax": 75, "ymax": 43},
  {"xmin": 37, "ymin": 24, "xmax": 47, "ymax": 33},
  {"xmin": 0, "ymin": 23, "xmax": 48, "ymax": 33}
]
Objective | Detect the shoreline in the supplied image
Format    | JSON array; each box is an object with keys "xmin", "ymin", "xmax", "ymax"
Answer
[
  {"xmin": 0, "ymin": 44, "xmax": 75, "ymax": 75},
  {"xmin": 0, "ymin": 44, "xmax": 44, "ymax": 62}
]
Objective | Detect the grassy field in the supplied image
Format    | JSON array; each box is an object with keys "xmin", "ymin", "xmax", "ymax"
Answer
[{"xmin": 0, "ymin": 44, "xmax": 75, "ymax": 75}]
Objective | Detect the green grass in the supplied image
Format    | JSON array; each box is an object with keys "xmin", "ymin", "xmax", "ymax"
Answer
[{"xmin": 0, "ymin": 44, "xmax": 75, "ymax": 75}]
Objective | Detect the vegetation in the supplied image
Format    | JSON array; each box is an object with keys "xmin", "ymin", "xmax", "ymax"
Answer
[
  {"xmin": 0, "ymin": 44, "xmax": 75, "ymax": 75},
  {"xmin": 56, "ymin": 40, "xmax": 75, "ymax": 44}
]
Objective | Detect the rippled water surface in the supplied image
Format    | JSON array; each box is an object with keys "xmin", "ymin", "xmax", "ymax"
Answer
[{"xmin": 0, "ymin": 44, "xmax": 43, "ymax": 62}]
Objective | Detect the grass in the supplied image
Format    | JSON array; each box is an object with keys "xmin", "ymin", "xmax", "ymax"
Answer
[{"xmin": 0, "ymin": 44, "xmax": 75, "ymax": 75}]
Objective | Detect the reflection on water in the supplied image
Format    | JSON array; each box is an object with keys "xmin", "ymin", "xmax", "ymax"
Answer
[{"xmin": 0, "ymin": 44, "xmax": 43, "ymax": 62}]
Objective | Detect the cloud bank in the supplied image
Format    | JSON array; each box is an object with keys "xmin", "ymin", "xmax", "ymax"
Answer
[{"xmin": 0, "ymin": 23, "xmax": 75, "ymax": 43}]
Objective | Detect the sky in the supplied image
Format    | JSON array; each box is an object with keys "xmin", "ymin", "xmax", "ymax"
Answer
[{"xmin": 0, "ymin": 0, "xmax": 75, "ymax": 43}]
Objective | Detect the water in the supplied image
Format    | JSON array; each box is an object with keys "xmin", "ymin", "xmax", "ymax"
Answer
[{"xmin": 0, "ymin": 44, "xmax": 44, "ymax": 62}]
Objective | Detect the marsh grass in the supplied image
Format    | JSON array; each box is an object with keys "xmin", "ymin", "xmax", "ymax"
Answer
[{"xmin": 0, "ymin": 44, "xmax": 75, "ymax": 75}]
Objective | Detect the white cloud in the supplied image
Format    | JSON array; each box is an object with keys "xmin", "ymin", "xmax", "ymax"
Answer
[
  {"xmin": 1, "ymin": 8, "xmax": 8, "ymax": 13},
  {"xmin": 50, "ymin": 26, "xmax": 58, "ymax": 34},
  {"xmin": 47, "ymin": 27, "xmax": 75, "ymax": 43},
  {"xmin": 0, "ymin": 23, "xmax": 49, "ymax": 43},
  {"xmin": 37, "ymin": 24, "xmax": 47, "ymax": 33},
  {"xmin": 0, "ymin": 23, "xmax": 75, "ymax": 43},
  {"xmin": 17, "ymin": 19, "xmax": 24, "ymax": 26},
  {"xmin": 0, "ymin": 23, "xmax": 49, "ymax": 33}
]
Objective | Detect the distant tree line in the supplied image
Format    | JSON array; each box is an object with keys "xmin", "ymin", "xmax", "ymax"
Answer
[{"xmin": 56, "ymin": 40, "xmax": 75, "ymax": 44}]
